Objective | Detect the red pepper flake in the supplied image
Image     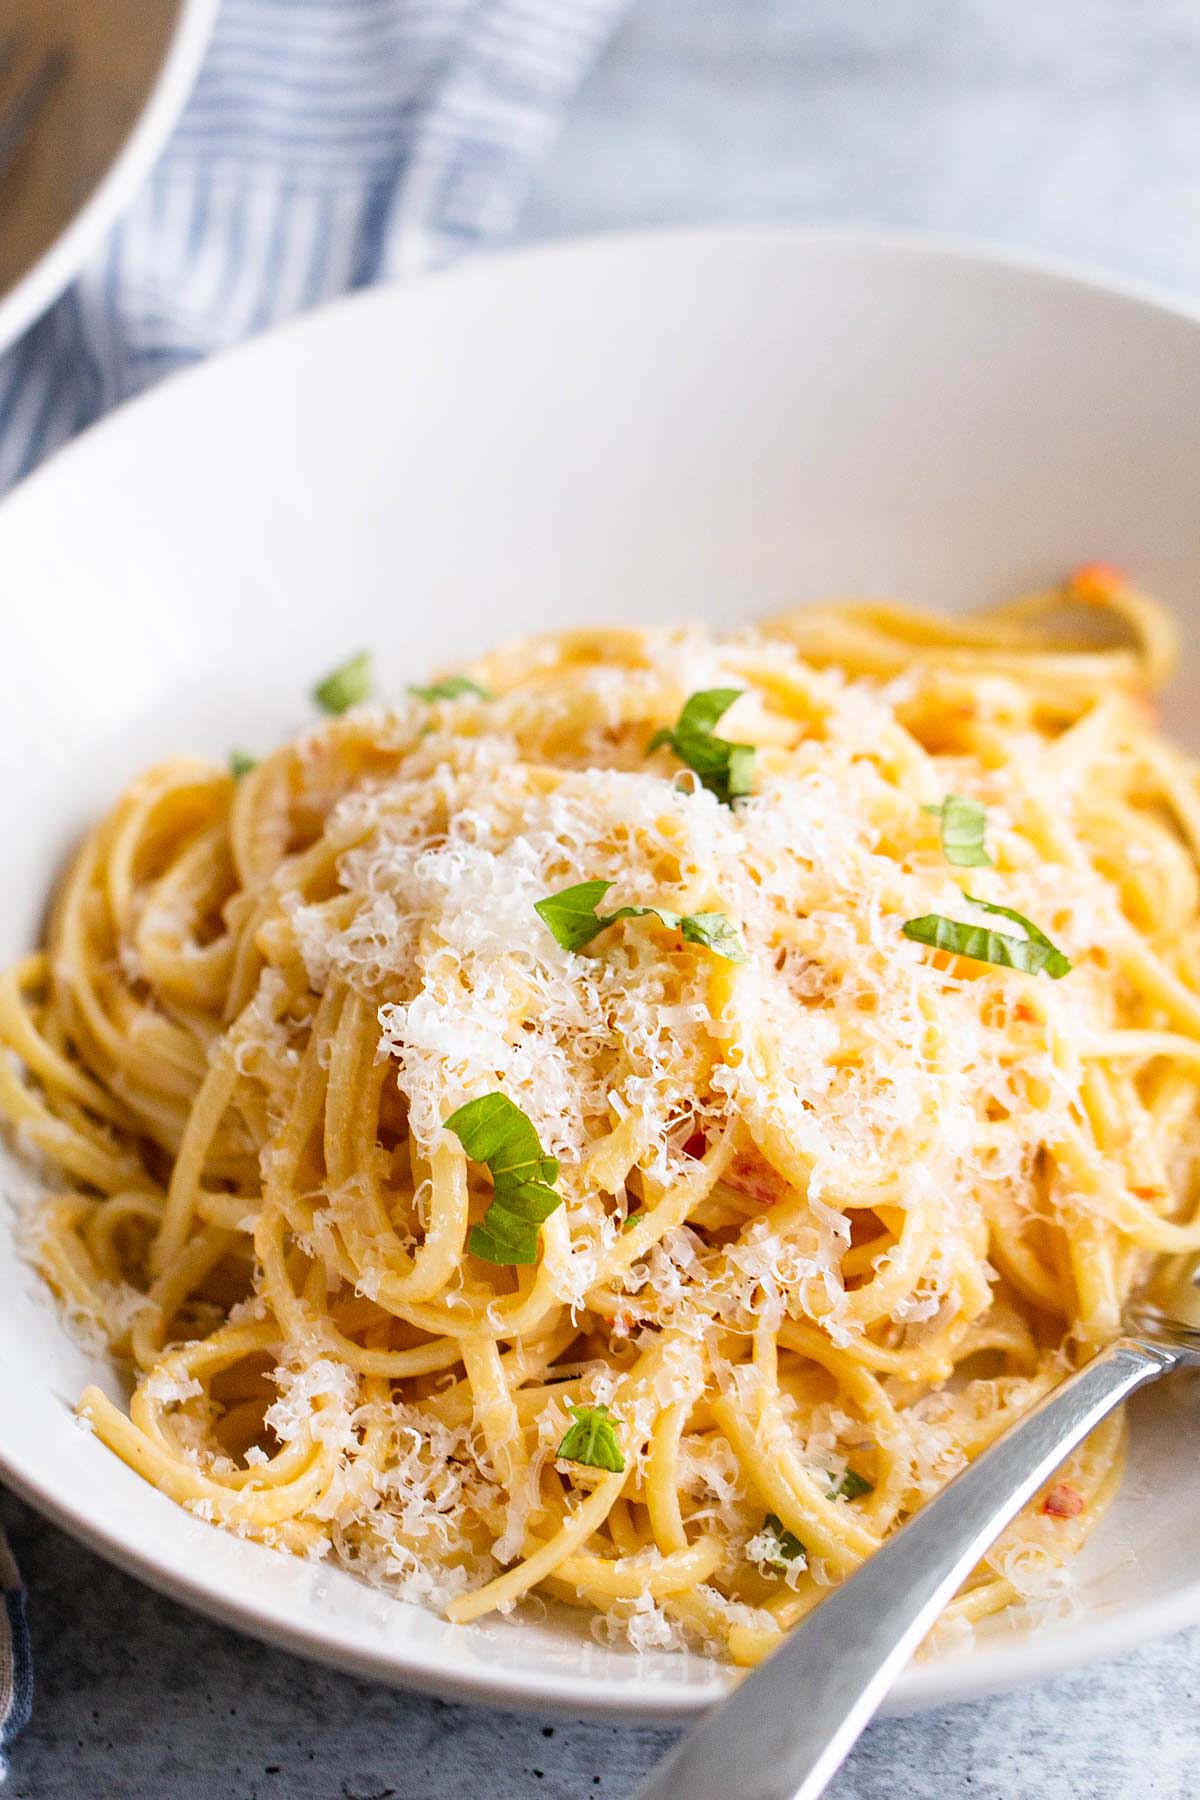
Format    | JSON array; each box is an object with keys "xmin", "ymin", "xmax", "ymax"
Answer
[
  {"xmin": 725, "ymin": 1149, "xmax": 788, "ymax": 1207},
  {"xmin": 1041, "ymin": 1481, "xmax": 1086, "ymax": 1519},
  {"xmin": 682, "ymin": 1130, "xmax": 707, "ymax": 1160},
  {"xmin": 1131, "ymin": 1185, "xmax": 1167, "ymax": 1203}
]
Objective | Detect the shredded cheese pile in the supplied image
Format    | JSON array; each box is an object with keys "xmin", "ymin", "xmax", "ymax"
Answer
[{"xmin": 5, "ymin": 572, "xmax": 1200, "ymax": 1663}]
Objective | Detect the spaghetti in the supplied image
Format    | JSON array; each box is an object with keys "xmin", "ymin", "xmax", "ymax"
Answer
[{"xmin": 5, "ymin": 568, "xmax": 1200, "ymax": 1663}]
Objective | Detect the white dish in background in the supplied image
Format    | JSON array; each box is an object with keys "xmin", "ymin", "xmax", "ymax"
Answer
[
  {"xmin": 0, "ymin": 0, "xmax": 217, "ymax": 352},
  {"xmin": 1, "ymin": 227, "xmax": 1200, "ymax": 1721}
]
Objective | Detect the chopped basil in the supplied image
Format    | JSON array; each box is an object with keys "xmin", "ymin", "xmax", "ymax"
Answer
[
  {"xmin": 229, "ymin": 749, "xmax": 258, "ymax": 779},
  {"xmin": 556, "ymin": 1403, "xmax": 625, "ymax": 1474},
  {"xmin": 829, "ymin": 1468, "xmax": 872, "ymax": 1501},
  {"xmin": 534, "ymin": 879, "xmax": 747, "ymax": 963},
  {"xmin": 923, "ymin": 793, "xmax": 992, "ymax": 868},
  {"xmin": 647, "ymin": 688, "xmax": 755, "ymax": 806},
  {"xmin": 760, "ymin": 1512, "xmax": 806, "ymax": 1570},
  {"xmin": 533, "ymin": 879, "xmax": 616, "ymax": 952},
  {"xmin": 902, "ymin": 894, "xmax": 1070, "ymax": 979},
  {"xmin": 621, "ymin": 1209, "xmax": 643, "ymax": 1232},
  {"xmin": 409, "ymin": 675, "xmax": 494, "ymax": 703},
  {"xmin": 444, "ymin": 1093, "xmax": 562, "ymax": 1266},
  {"xmin": 673, "ymin": 911, "xmax": 747, "ymax": 961},
  {"xmin": 313, "ymin": 651, "xmax": 372, "ymax": 715},
  {"xmin": 755, "ymin": 1476, "xmax": 868, "ymax": 1578}
]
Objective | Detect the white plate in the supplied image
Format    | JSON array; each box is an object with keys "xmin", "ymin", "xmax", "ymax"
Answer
[
  {"xmin": 2, "ymin": 227, "xmax": 1200, "ymax": 1722},
  {"xmin": 0, "ymin": 0, "xmax": 217, "ymax": 352}
]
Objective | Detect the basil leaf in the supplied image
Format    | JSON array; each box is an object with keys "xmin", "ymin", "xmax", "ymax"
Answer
[
  {"xmin": 409, "ymin": 675, "xmax": 494, "ymax": 703},
  {"xmin": 902, "ymin": 895, "xmax": 1070, "ymax": 979},
  {"xmin": 829, "ymin": 1468, "xmax": 872, "ymax": 1501},
  {"xmin": 677, "ymin": 911, "xmax": 747, "ymax": 962},
  {"xmin": 665, "ymin": 687, "xmax": 744, "ymax": 742},
  {"xmin": 444, "ymin": 1093, "xmax": 562, "ymax": 1266},
  {"xmin": 647, "ymin": 687, "xmax": 755, "ymax": 805},
  {"xmin": 724, "ymin": 743, "xmax": 757, "ymax": 802},
  {"xmin": 925, "ymin": 793, "xmax": 991, "ymax": 868},
  {"xmin": 229, "ymin": 749, "xmax": 258, "ymax": 779},
  {"xmin": 963, "ymin": 895, "xmax": 1071, "ymax": 976},
  {"xmin": 761, "ymin": 1512, "xmax": 806, "ymax": 1570},
  {"xmin": 534, "ymin": 880, "xmax": 747, "ymax": 963},
  {"xmin": 534, "ymin": 880, "xmax": 618, "ymax": 953},
  {"xmin": 621, "ymin": 1210, "xmax": 643, "ymax": 1232},
  {"xmin": 557, "ymin": 1403, "xmax": 625, "ymax": 1473},
  {"xmin": 313, "ymin": 651, "xmax": 372, "ymax": 715}
]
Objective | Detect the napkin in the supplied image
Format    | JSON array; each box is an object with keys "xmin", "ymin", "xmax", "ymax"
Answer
[
  {"xmin": 0, "ymin": 0, "xmax": 625, "ymax": 493},
  {"xmin": 0, "ymin": 0, "xmax": 629, "ymax": 1773},
  {"xmin": 0, "ymin": 1538, "xmax": 31, "ymax": 1786}
]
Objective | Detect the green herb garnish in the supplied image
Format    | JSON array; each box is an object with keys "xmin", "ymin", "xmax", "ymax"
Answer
[
  {"xmin": 621, "ymin": 1209, "xmax": 643, "ymax": 1232},
  {"xmin": 923, "ymin": 793, "xmax": 992, "ymax": 868},
  {"xmin": 556, "ymin": 1403, "xmax": 625, "ymax": 1474},
  {"xmin": 760, "ymin": 1512, "xmax": 806, "ymax": 1571},
  {"xmin": 647, "ymin": 688, "xmax": 755, "ymax": 805},
  {"xmin": 229, "ymin": 749, "xmax": 258, "ymax": 779},
  {"xmin": 829, "ymin": 1468, "xmax": 872, "ymax": 1501},
  {"xmin": 444, "ymin": 1092, "xmax": 563, "ymax": 1266},
  {"xmin": 313, "ymin": 651, "xmax": 372, "ymax": 715},
  {"xmin": 534, "ymin": 879, "xmax": 746, "ymax": 963},
  {"xmin": 902, "ymin": 894, "xmax": 1070, "ymax": 979},
  {"xmin": 409, "ymin": 675, "xmax": 494, "ymax": 703}
]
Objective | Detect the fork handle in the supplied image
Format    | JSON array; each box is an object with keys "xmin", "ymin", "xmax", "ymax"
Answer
[{"xmin": 635, "ymin": 1336, "xmax": 1177, "ymax": 1800}]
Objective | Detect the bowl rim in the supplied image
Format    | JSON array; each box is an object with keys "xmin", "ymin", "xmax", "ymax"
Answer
[
  {"xmin": 0, "ymin": 0, "xmax": 219, "ymax": 354},
  {"xmin": 3, "ymin": 222, "xmax": 1200, "ymax": 1720},
  {"xmin": 7, "ymin": 216, "xmax": 1200, "ymax": 510},
  {"xmin": 4, "ymin": 1438, "xmax": 1200, "ymax": 1725}
]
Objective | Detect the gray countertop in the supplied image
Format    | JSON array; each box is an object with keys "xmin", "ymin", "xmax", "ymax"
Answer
[{"xmin": 10, "ymin": 1, "xmax": 1200, "ymax": 1795}]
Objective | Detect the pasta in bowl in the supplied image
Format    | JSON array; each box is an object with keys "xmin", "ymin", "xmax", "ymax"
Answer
[{"xmin": 4, "ymin": 568, "xmax": 1198, "ymax": 1668}]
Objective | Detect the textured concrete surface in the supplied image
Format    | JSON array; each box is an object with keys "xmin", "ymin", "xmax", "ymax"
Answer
[{"xmin": 11, "ymin": 1, "xmax": 1200, "ymax": 1795}]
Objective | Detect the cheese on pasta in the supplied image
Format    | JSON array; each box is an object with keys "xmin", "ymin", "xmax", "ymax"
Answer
[{"xmin": 4, "ymin": 570, "xmax": 1199, "ymax": 1662}]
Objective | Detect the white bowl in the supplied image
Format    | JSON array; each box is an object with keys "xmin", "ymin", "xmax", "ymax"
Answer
[
  {"xmin": 2, "ymin": 227, "xmax": 1200, "ymax": 1721},
  {"xmin": 0, "ymin": 0, "xmax": 218, "ymax": 352}
]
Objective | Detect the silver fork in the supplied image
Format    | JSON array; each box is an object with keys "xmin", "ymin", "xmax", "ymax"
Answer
[
  {"xmin": 0, "ymin": 32, "xmax": 69, "ymax": 182},
  {"xmin": 636, "ymin": 1263, "xmax": 1200, "ymax": 1800}
]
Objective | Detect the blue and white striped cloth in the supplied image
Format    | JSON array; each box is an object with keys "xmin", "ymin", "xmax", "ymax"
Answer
[
  {"xmin": 0, "ymin": 1539, "xmax": 31, "ymax": 1784},
  {"xmin": 0, "ymin": 0, "xmax": 626, "ymax": 492},
  {"xmin": 0, "ymin": 0, "xmax": 628, "ymax": 1772}
]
